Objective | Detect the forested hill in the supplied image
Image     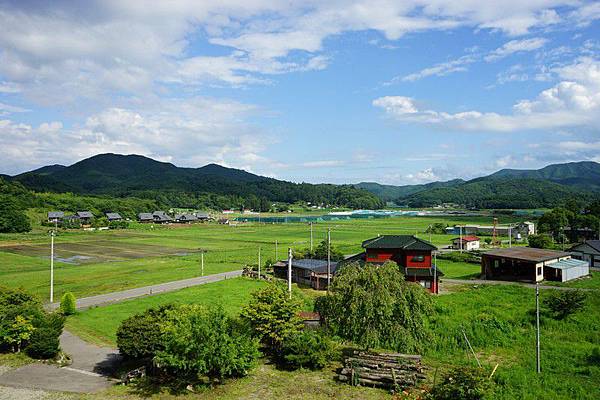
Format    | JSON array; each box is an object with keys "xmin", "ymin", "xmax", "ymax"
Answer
[
  {"xmin": 10, "ymin": 153, "xmax": 383, "ymax": 210},
  {"xmin": 355, "ymin": 161, "xmax": 600, "ymax": 209}
]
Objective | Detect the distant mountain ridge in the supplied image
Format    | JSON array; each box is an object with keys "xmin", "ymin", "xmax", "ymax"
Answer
[
  {"xmin": 10, "ymin": 153, "xmax": 383, "ymax": 209},
  {"xmin": 357, "ymin": 161, "xmax": 600, "ymax": 208}
]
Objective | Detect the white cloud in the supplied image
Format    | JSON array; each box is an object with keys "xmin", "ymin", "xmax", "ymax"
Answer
[
  {"xmin": 405, "ymin": 168, "xmax": 440, "ymax": 183},
  {"xmin": 395, "ymin": 55, "xmax": 476, "ymax": 83},
  {"xmin": 484, "ymin": 37, "xmax": 548, "ymax": 62},
  {"xmin": 374, "ymin": 57, "xmax": 600, "ymax": 132},
  {"xmin": 496, "ymin": 155, "xmax": 515, "ymax": 168},
  {"xmin": 0, "ymin": 101, "xmax": 28, "ymax": 115},
  {"xmin": 301, "ymin": 160, "xmax": 345, "ymax": 168}
]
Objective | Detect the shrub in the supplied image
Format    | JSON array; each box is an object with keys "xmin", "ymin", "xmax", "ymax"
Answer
[
  {"xmin": 26, "ymin": 313, "xmax": 65, "ymax": 359},
  {"xmin": 281, "ymin": 329, "xmax": 336, "ymax": 370},
  {"xmin": 429, "ymin": 366, "xmax": 493, "ymax": 400},
  {"xmin": 154, "ymin": 305, "xmax": 260, "ymax": 380},
  {"xmin": 60, "ymin": 292, "xmax": 77, "ymax": 315},
  {"xmin": 317, "ymin": 262, "xmax": 433, "ymax": 352},
  {"xmin": 543, "ymin": 290, "xmax": 587, "ymax": 320},
  {"xmin": 117, "ymin": 304, "xmax": 175, "ymax": 360},
  {"xmin": 528, "ymin": 234, "xmax": 554, "ymax": 249},
  {"xmin": 587, "ymin": 347, "xmax": 600, "ymax": 366},
  {"xmin": 240, "ymin": 283, "xmax": 304, "ymax": 351}
]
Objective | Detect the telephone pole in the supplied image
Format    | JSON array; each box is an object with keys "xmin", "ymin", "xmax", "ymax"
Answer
[
  {"xmin": 536, "ymin": 283, "xmax": 541, "ymax": 374},
  {"xmin": 327, "ymin": 228, "xmax": 331, "ymax": 291},
  {"xmin": 200, "ymin": 251, "xmax": 205, "ymax": 276},
  {"xmin": 287, "ymin": 248, "xmax": 293, "ymax": 299},
  {"xmin": 310, "ymin": 222, "xmax": 313, "ymax": 254},
  {"xmin": 275, "ymin": 240, "xmax": 278, "ymax": 260},
  {"xmin": 459, "ymin": 225, "xmax": 463, "ymax": 253},
  {"xmin": 50, "ymin": 230, "xmax": 55, "ymax": 303},
  {"xmin": 258, "ymin": 246, "xmax": 261, "ymax": 279}
]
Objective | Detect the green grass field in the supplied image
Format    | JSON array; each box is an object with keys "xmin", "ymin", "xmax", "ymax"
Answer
[{"xmin": 0, "ymin": 215, "xmax": 523, "ymax": 301}]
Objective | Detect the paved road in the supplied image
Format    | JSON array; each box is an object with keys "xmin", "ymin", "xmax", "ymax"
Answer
[
  {"xmin": 444, "ymin": 278, "xmax": 596, "ymax": 291},
  {"xmin": 48, "ymin": 269, "xmax": 243, "ymax": 311},
  {"xmin": 0, "ymin": 331, "xmax": 119, "ymax": 393}
]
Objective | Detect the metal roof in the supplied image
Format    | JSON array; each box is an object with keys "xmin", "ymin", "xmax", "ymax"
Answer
[
  {"xmin": 175, "ymin": 213, "xmax": 197, "ymax": 220},
  {"xmin": 48, "ymin": 211, "xmax": 64, "ymax": 218},
  {"xmin": 546, "ymin": 258, "xmax": 589, "ymax": 270},
  {"xmin": 571, "ymin": 240, "xmax": 600, "ymax": 254},
  {"xmin": 405, "ymin": 266, "xmax": 445, "ymax": 277},
  {"xmin": 362, "ymin": 235, "xmax": 437, "ymax": 251},
  {"xmin": 138, "ymin": 212, "xmax": 153, "ymax": 220},
  {"xmin": 106, "ymin": 212, "xmax": 122, "ymax": 219},
  {"xmin": 76, "ymin": 211, "xmax": 93, "ymax": 218},
  {"xmin": 453, "ymin": 236, "xmax": 480, "ymax": 242},
  {"xmin": 276, "ymin": 259, "xmax": 338, "ymax": 274},
  {"xmin": 196, "ymin": 212, "xmax": 210, "ymax": 219},
  {"xmin": 483, "ymin": 247, "xmax": 571, "ymax": 263}
]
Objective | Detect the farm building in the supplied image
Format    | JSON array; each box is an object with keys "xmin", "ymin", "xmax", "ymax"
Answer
[
  {"xmin": 446, "ymin": 221, "xmax": 535, "ymax": 238},
  {"xmin": 452, "ymin": 235, "xmax": 480, "ymax": 251},
  {"xmin": 481, "ymin": 247, "xmax": 589, "ymax": 283},
  {"xmin": 348, "ymin": 235, "xmax": 443, "ymax": 293},
  {"xmin": 174, "ymin": 213, "xmax": 197, "ymax": 223},
  {"xmin": 138, "ymin": 213, "xmax": 153, "ymax": 223},
  {"xmin": 47, "ymin": 211, "xmax": 64, "ymax": 223},
  {"xmin": 75, "ymin": 211, "xmax": 94, "ymax": 225},
  {"xmin": 218, "ymin": 218, "xmax": 230, "ymax": 225},
  {"xmin": 273, "ymin": 259, "xmax": 337, "ymax": 290},
  {"xmin": 152, "ymin": 211, "xmax": 172, "ymax": 224},
  {"xmin": 570, "ymin": 240, "xmax": 600, "ymax": 268},
  {"xmin": 105, "ymin": 212, "xmax": 122, "ymax": 222}
]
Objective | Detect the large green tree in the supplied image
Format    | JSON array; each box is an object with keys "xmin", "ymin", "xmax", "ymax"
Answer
[
  {"xmin": 316, "ymin": 262, "xmax": 433, "ymax": 352},
  {"xmin": 0, "ymin": 196, "xmax": 31, "ymax": 233}
]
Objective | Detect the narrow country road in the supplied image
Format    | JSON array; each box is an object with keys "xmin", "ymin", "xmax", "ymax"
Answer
[{"xmin": 48, "ymin": 269, "xmax": 243, "ymax": 311}]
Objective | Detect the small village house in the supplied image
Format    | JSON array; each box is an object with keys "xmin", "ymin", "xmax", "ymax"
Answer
[
  {"xmin": 570, "ymin": 240, "xmax": 600, "ymax": 268},
  {"xmin": 152, "ymin": 211, "xmax": 172, "ymax": 224},
  {"xmin": 138, "ymin": 212, "xmax": 153, "ymax": 223},
  {"xmin": 348, "ymin": 235, "xmax": 442, "ymax": 293},
  {"xmin": 195, "ymin": 211, "xmax": 210, "ymax": 221},
  {"xmin": 452, "ymin": 235, "xmax": 480, "ymax": 251},
  {"xmin": 47, "ymin": 211, "xmax": 64, "ymax": 223},
  {"xmin": 481, "ymin": 247, "xmax": 589, "ymax": 283},
  {"xmin": 273, "ymin": 259, "xmax": 337, "ymax": 290},
  {"xmin": 446, "ymin": 221, "xmax": 535, "ymax": 238},
  {"xmin": 105, "ymin": 212, "xmax": 122, "ymax": 222},
  {"xmin": 75, "ymin": 211, "xmax": 94, "ymax": 225},
  {"xmin": 174, "ymin": 213, "xmax": 197, "ymax": 223}
]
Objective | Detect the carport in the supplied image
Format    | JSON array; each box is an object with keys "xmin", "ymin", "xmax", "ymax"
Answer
[{"xmin": 544, "ymin": 258, "xmax": 590, "ymax": 282}]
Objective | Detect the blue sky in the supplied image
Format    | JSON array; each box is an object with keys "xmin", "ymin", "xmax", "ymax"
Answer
[{"xmin": 0, "ymin": 1, "xmax": 599, "ymax": 185}]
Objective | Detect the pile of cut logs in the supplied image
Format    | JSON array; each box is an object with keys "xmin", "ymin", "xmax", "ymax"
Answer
[{"xmin": 338, "ymin": 351, "xmax": 426, "ymax": 390}]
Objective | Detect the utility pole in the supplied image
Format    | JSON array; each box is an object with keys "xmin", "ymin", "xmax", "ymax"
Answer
[
  {"xmin": 50, "ymin": 230, "xmax": 55, "ymax": 303},
  {"xmin": 327, "ymin": 228, "xmax": 331, "ymax": 291},
  {"xmin": 536, "ymin": 283, "xmax": 541, "ymax": 374},
  {"xmin": 459, "ymin": 225, "xmax": 463, "ymax": 253},
  {"xmin": 310, "ymin": 222, "xmax": 313, "ymax": 254},
  {"xmin": 258, "ymin": 246, "xmax": 261, "ymax": 280},
  {"xmin": 201, "ymin": 251, "xmax": 204, "ymax": 276},
  {"xmin": 433, "ymin": 251, "xmax": 437, "ymax": 295},
  {"xmin": 509, "ymin": 225, "xmax": 512, "ymax": 248},
  {"xmin": 275, "ymin": 240, "xmax": 278, "ymax": 260},
  {"xmin": 287, "ymin": 248, "xmax": 293, "ymax": 299}
]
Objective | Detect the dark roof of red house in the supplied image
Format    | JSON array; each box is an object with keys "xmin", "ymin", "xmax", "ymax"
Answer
[{"xmin": 362, "ymin": 235, "xmax": 437, "ymax": 251}]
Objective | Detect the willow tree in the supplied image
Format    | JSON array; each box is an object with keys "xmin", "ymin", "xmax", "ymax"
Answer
[{"xmin": 316, "ymin": 261, "xmax": 433, "ymax": 352}]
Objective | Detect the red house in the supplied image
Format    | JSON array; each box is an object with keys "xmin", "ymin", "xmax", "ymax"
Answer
[{"xmin": 360, "ymin": 235, "xmax": 442, "ymax": 293}]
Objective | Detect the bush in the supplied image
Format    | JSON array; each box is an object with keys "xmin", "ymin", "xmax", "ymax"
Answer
[
  {"xmin": 316, "ymin": 262, "xmax": 433, "ymax": 352},
  {"xmin": 154, "ymin": 305, "xmax": 260, "ymax": 380},
  {"xmin": 240, "ymin": 283, "xmax": 304, "ymax": 351},
  {"xmin": 60, "ymin": 292, "xmax": 77, "ymax": 315},
  {"xmin": 587, "ymin": 347, "xmax": 600, "ymax": 366},
  {"xmin": 117, "ymin": 304, "xmax": 175, "ymax": 360},
  {"xmin": 281, "ymin": 329, "xmax": 336, "ymax": 370},
  {"xmin": 0, "ymin": 197, "xmax": 31, "ymax": 233},
  {"xmin": 429, "ymin": 366, "xmax": 493, "ymax": 400},
  {"xmin": 26, "ymin": 312, "xmax": 64, "ymax": 359},
  {"xmin": 543, "ymin": 290, "xmax": 587, "ymax": 320},
  {"xmin": 528, "ymin": 234, "xmax": 554, "ymax": 249}
]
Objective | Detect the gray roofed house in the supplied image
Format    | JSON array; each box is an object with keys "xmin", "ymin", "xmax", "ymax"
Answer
[
  {"xmin": 273, "ymin": 259, "xmax": 338, "ymax": 290},
  {"xmin": 47, "ymin": 211, "xmax": 64, "ymax": 222},
  {"xmin": 75, "ymin": 211, "xmax": 94, "ymax": 224},
  {"xmin": 175, "ymin": 213, "xmax": 197, "ymax": 223},
  {"xmin": 195, "ymin": 211, "xmax": 210, "ymax": 220},
  {"xmin": 152, "ymin": 211, "xmax": 172, "ymax": 223},
  {"xmin": 105, "ymin": 212, "xmax": 122, "ymax": 221},
  {"xmin": 570, "ymin": 240, "xmax": 600, "ymax": 268},
  {"xmin": 138, "ymin": 212, "xmax": 153, "ymax": 222}
]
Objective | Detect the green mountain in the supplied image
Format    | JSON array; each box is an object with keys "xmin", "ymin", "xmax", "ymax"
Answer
[
  {"xmin": 11, "ymin": 153, "xmax": 383, "ymax": 209},
  {"xmin": 400, "ymin": 161, "xmax": 600, "ymax": 208},
  {"xmin": 356, "ymin": 179, "xmax": 464, "ymax": 202}
]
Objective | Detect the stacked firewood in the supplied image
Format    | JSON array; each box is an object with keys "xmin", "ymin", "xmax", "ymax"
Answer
[{"xmin": 338, "ymin": 351, "xmax": 426, "ymax": 390}]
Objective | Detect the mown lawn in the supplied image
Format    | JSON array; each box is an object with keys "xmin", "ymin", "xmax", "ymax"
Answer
[
  {"xmin": 435, "ymin": 259, "xmax": 481, "ymax": 279},
  {"xmin": 544, "ymin": 271, "xmax": 600, "ymax": 289}
]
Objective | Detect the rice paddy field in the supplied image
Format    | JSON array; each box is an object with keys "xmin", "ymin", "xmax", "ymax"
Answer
[{"xmin": 0, "ymin": 214, "xmax": 517, "ymax": 300}]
